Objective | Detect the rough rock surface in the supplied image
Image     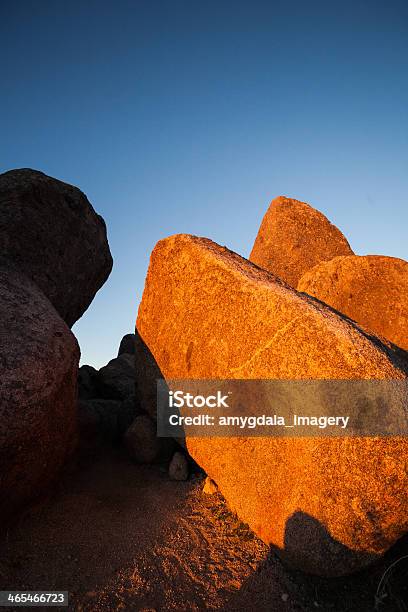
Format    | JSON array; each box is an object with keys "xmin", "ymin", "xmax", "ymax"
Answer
[
  {"xmin": 298, "ymin": 255, "xmax": 408, "ymax": 351},
  {"xmin": 124, "ymin": 414, "xmax": 175, "ymax": 464},
  {"xmin": 0, "ymin": 168, "xmax": 113, "ymax": 326},
  {"xmin": 117, "ymin": 333, "xmax": 136, "ymax": 356},
  {"xmin": 250, "ymin": 196, "xmax": 353, "ymax": 287},
  {"xmin": 137, "ymin": 233, "xmax": 408, "ymax": 576},
  {"xmin": 0, "ymin": 264, "xmax": 80, "ymax": 520},
  {"xmin": 97, "ymin": 353, "xmax": 135, "ymax": 400}
]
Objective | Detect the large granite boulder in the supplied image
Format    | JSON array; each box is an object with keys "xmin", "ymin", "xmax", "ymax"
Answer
[
  {"xmin": 0, "ymin": 168, "xmax": 113, "ymax": 326},
  {"xmin": 298, "ymin": 255, "xmax": 408, "ymax": 351},
  {"xmin": 0, "ymin": 264, "xmax": 79, "ymax": 520},
  {"xmin": 250, "ymin": 196, "xmax": 353, "ymax": 287},
  {"xmin": 137, "ymin": 233, "xmax": 408, "ymax": 576}
]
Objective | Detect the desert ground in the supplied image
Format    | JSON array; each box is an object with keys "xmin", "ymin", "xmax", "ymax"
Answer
[{"xmin": 1, "ymin": 440, "xmax": 407, "ymax": 612}]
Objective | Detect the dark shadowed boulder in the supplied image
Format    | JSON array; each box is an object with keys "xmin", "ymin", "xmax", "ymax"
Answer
[
  {"xmin": 0, "ymin": 264, "xmax": 79, "ymax": 520},
  {"xmin": 78, "ymin": 398, "xmax": 122, "ymax": 445},
  {"xmin": 250, "ymin": 196, "xmax": 353, "ymax": 287},
  {"xmin": 124, "ymin": 414, "xmax": 175, "ymax": 464},
  {"xmin": 78, "ymin": 395, "xmax": 141, "ymax": 450},
  {"xmin": 97, "ymin": 353, "xmax": 135, "ymax": 400},
  {"xmin": 134, "ymin": 329, "xmax": 162, "ymax": 419},
  {"xmin": 0, "ymin": 168, "xmax": 113, "ymax": 326},
  {"xmin": 117, "ymin": 333, "xmax": 136, "ymax": 356},
  {"xmin": 117, "ymin": 393, "xmax": 140, "ymax": 438},
  {"xmin": 78, "ymin": 365, "xmax": 99, "ymax": 400}
]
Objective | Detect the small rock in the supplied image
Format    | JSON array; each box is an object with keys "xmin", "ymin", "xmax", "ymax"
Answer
[
  {"xmin": 168, "ymin": 451, "xmax": 189, "ymax": 481},
  {"xmin": 203, "ymin": 476, "xmax": 218, "ymax": 495}
]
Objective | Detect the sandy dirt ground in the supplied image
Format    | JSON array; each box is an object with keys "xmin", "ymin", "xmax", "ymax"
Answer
[{"xmin": 0, "ymin": 444, "xmax": 407, "ymax": 612}]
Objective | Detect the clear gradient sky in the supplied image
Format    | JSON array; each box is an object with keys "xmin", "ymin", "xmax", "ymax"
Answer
[{"xmin": 1, "ymin": 1, "xmax": 407, "ymax": 367}]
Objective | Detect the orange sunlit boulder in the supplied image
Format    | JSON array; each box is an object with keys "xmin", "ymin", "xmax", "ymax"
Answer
[
  {"xmin": 250, "ymin": 196, "xmax": 353, "ymax": 286},
  {"xmin": 137, "ymin": 234, "xmax": 408, "ymax": 576},
  {"xmin": 298, "ymin": 254, "xmax": 408, "ymax": 351}
]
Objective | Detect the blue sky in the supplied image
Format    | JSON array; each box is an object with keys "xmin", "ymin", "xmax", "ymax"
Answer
[{"xmin": 1, "ymin": 0, "xmax": 407, "ymax": 367}]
